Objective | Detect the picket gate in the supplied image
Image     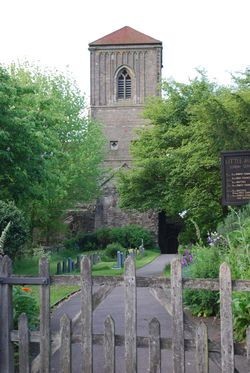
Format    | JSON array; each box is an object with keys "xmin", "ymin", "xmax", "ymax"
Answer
[{"xmin": 0, "ymin": 254, "xmax": 249, "ymax": 372}]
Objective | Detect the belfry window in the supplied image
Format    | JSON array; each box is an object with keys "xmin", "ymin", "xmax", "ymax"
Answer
[{"xmin": 117, "ymin": 69, "xmax": 131, "ymax": 99}]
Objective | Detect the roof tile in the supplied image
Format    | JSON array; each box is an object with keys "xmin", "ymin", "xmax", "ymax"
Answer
[{"xmin": 89, "ymin": 26, "xmax": 162, "ymax": 46}]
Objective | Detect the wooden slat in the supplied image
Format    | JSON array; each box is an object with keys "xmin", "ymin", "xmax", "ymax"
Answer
[
  {"xmin": 0, "ymin": 276, "xmax": 49, "ymax": 285},
  {"xmin": 49, "ymin": 274, "xmax": 250, "ymax": 291},
  {"xmin": 104, "ymin": 315, "xmax": 115, "ymax": 373},
  {"xmin": 124, "ymin": 256, "xmax": 137, "ymax": 373},
  {"xmin": 149, "ymin": 318, "xmax": 161, "ymax": 373},
  {"xmin": 31, "ymin": 284, "xmax": 114, "ymax": 372},
  {"xmin": 247, "ymin": 326, "xmax": 250, "ymax": 370},
  {"xmin": 220, "ymin": 262, "xmax": 234, "ymax": 373},
  {"xmin": 171, "ymin": 258, "xmax": 185, "ymax": 373},
  {"xmin": 19, "ymin": 313, "xmax": 30, "ymax": 373},
  {"xmin": 60, "ymin": 314, "xmax": 71, "ymax": 373},
  {"xmin": 0, "ymin": 255, "xmax": 14, "ymax": 373},
  {"xmin": 72, "ymin": 285, "xmax": 114, "ymax": 332},
  {"xmin": 39, "ymin": 257, "xmax": 51, "ymax": 373},
  {"xmin": 11, "ymin": 329, "xmax": 248, "ymax": 356},
  {"xmin": 196, "ymin": 321, "xmax": 208, "ymax": 373},
  {"xmin": 81, "ymin": 256, "xmax": 92, "ymax": 373}
]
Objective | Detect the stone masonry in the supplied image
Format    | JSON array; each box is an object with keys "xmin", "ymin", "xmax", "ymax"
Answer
[{"xmin": 67, "ymin": 27, "xmax": 163, "ymax": 240}]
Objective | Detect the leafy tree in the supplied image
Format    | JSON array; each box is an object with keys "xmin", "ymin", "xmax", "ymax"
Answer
[
  {"xmin": 0, "ymin": 64, "xmax": 105, "ymax": 241},
  {"xmin": 118, "ymin": 71, "xmax": 250, "ymax": 242}
]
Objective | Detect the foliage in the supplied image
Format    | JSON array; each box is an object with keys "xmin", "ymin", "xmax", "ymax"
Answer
[
  {"xmin": 183, "ymin": 246, "xmax": 221, "ymax": 317},
  {"xmin": 0, "ymin": 63, "xmax": 105, "ymax": 242},
  {"xmin": 183, "ymin": 205, "xmax": 250, "ymax": 340},
  {"xmin": 109, "ymin": 225, "xmax": 154, "ymax": 249},
  {"xmin": 232, "ymin": 292, "xmax": 250, "ymax": 342},
  {"xmin": 0, "ymin": 221, "xmax": 11, "ymax": 254},
  {"xmin": 13, "ymin": 286, "xmax": 39, "ymax": 330},
  {"xmin": 64, "ymin": 225, "xmax": 155, "ymax": 251},
  {"xmin": 117, "ymin": 70, "xmax": 250, "ymax": 242},
  {"xmin": 0, "ymin": 201, "xmax": 29, "ymax": 259},
  {"xmin": 180, "ymin": 249, "xmax": 193, "ymax": 267},
  {"xmin": 104, "ymin": 242, "xmax": 126, "ymax": 259}
]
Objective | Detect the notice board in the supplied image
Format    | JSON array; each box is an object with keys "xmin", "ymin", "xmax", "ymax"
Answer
[{"xmin": 221, "ymin": 150, "xmax": 250, "ymax": 205}]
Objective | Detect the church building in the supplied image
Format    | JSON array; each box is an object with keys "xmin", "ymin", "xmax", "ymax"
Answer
[{"xmin": 70, "ymin": 27, "xmax": 181, "ymax": 253}]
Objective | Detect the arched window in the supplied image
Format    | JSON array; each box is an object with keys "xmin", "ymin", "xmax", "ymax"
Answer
[{"xmin": 117, "ymin": 69, "xmax": 131, "ymax": 99}]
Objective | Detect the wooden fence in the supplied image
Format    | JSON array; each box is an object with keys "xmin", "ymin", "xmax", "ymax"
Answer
[{"xmin": 0, "ymin": 254, "xmax": 250, "ymax": 372}]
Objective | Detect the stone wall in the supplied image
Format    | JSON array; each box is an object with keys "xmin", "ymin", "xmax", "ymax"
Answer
[{"xmin": 94, "ymin": 178, "xmax": 158, "ymax": 238}]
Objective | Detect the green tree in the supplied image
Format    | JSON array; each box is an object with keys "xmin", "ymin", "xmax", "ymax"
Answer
[
  {"xmin": 118, "ymin": 71, "xmax": 250, "ymax": 242},
  {"xmin": 0, "ymin": 63, "xmax": 105, "ymax": 241}
]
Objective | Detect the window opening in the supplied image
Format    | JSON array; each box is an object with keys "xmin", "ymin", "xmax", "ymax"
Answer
[
  {"xmin": 110, "ymin": 141, "xmax": 118, "ymax": 150},
  {"xmin": 118, "ymin": 69, "xmax": 131, "ymax": 99}
]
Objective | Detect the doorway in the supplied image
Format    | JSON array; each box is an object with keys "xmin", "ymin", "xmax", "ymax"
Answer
[{"xmin": 158, "ymin": 212, "xmax": 182, "ymax": 254}]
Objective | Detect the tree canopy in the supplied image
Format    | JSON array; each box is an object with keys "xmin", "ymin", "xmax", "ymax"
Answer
[
  {"xmin": 0, "ymin": 63, "xmax": 105, "ymax": 240},
  {"xmin": 118, "ymin": 70, "xmax": 250, "ymax": 242}
]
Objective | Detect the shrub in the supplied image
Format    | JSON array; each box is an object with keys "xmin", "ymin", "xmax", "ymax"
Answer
[
  {"xmin": 64, "ymin": 225, "xmax": 155, "ymax": 251},
  {"xmin": 110, "ymin": 225, "xmax": 154, "ymax": 249},
  {"xmin": 183, "ymin": 246, "xmax": 221, "ymax": 317},
  {"xmin": 64, "ymin": 232, "xmax": 98, "ymax": 251},
  {"xmin": 95, "ymin": 228, "xmax": 112, "ymax": 248},
  {"xmin": 105, "ymin": 242, "xmax": 126, "ymax": 259},
  {"xmin": 233, "ymin": 292, "xmax": 250, "ymax": 342},
  {"xmin": 0, "ymin": 201, "xmax": 29, "ymax": 259},
  {"xmin": 13, "ymin": 286, "xmax": 39, "ymax": 330}
]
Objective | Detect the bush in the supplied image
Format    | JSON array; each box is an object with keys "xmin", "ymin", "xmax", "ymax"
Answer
[
  {"xmin": 233, "ymin": 292, "xmax": 250, "ymax": 342},
  {"xmin": 183, "ymin": 246, "xmax": 221, "ymax": 317},
  {"xmin": 13, "ymin": 286, "xmax": 39, "ymax": 330},
  {"xmin": 184, "ymin": 206, "xmax": 250, "ymax": 340},
  {"xmin": 110, "ymin": 225, "xmax": 154, "ymax": 249},
  {"xmin": 64, "ymin": 225, "xmax": 155, "ymax": 251},
  {"xmin": 0, "ymin": 201, "xmax": 29, "ymax": 259},
  {"xmin": 64, "ymin": 231, "xmax": 98, "ymax": 251},
  {"xmin": 104, "ymin": 242, "xmax": 126, "ymax": 259}
]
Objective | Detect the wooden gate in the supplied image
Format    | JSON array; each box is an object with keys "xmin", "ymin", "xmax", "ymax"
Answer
[{"xmin": 0, "ymin": 254, "xmax": 249, "ymax": 372}]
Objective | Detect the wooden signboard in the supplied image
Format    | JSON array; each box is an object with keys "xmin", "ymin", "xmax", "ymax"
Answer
[{"xmin": 221, "ymin": 150, "xmax": 250, "ymax": 205}]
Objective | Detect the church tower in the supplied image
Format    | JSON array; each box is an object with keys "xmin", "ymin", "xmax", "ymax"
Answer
[
  {"xmin": 89, "ymin": 26, "xmax": 162, "ymax": 168},
  {"xmin": 86, "ymin": 26, "xmax": 174, "ymax": 247}
]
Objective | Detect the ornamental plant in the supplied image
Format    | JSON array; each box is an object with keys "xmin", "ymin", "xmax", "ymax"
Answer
[
  {"xmin": 13, "ymin": 286, "xmax": 39, "ymax": 330},
  {"xmin": 181, "ymin": 249, "xmax": 193, "ymax": 267}
]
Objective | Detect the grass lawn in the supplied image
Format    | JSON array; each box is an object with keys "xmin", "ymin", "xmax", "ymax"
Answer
[{"xmin": 13, "ymin": 248, "xmax": 160, "ymax": 306}]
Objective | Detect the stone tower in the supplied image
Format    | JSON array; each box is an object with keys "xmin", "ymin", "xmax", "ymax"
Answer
[
  {"xmin": 89, "ymin": 26, "xmax": 163, "ymax": 168},
  {"xmin": 83, "ymin": 26, "xmax": 180, "ymax": 253}
]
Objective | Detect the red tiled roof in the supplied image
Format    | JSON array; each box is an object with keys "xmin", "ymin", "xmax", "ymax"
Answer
[{"xmin": 89, "ymin": 26, "xmax": 162, "ymax": 46}]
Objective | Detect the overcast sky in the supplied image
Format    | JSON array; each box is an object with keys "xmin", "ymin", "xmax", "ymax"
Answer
[{"xmin": 1, "ymin": 0, "xmax": 249, "ymax": 100}]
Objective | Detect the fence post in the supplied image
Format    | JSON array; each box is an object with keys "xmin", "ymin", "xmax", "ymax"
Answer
[
  {"xmin": 149, "ymin": 317, "xmax": 161, "ymax": 373},
  {"xmin": 39, "ymin": 257, "xmax": 50, "ymax": 373},
  {"xmin": 220, "ymin": 262, "xmax": 234, "ymax": 373},
  {"xmin": 124, "ymin": 256, "xmax": 137, "ymax": 373},
  {"xmin": 81, "ymin": 256, "xmax": 92, "ymax": 372},
  {"xmin": 104, "ymin": 315, "xmax": 115, "ymax": 373},
  {"xmin": 247, "ymin": 326, "xmax": 250, "ymax": 369},
  {"xmin": 196, "ymin": 321, "xmax": 208, "ymax": 373},
  {"xmin": 19, "ymin": 313, "xmax": 30, "ymax": 373},
  {"xmin": 171, "ymin": 258, "xmax": 185, "ymax": 373},
  {"xmin": 60, "ymin": 313, "xmax": 72, "ymax": 373},
  {"xmin": 0, "ymin": 255, "xmax": 14, "ymax": 373}
]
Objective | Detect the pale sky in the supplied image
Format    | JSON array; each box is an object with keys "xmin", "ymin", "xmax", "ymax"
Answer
[{"xmin": 1, "ymin": 0, "xmax": 249, "ymax": 101}]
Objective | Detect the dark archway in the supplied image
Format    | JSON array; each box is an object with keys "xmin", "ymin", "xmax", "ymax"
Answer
[{"xmin": 158, "ymin": 212, "xmax": 183, "ymax": 254}]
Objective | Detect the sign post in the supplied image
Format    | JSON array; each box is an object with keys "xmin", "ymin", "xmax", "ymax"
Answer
[{"xmin": 221, "ymin": 150, "xmax": 250, "ymax": 205}]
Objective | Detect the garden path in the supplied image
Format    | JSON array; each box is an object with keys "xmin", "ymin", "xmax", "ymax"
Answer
[{"xmin": 49, "ymin": 254, "xmax": 246, "ymax": 372}]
